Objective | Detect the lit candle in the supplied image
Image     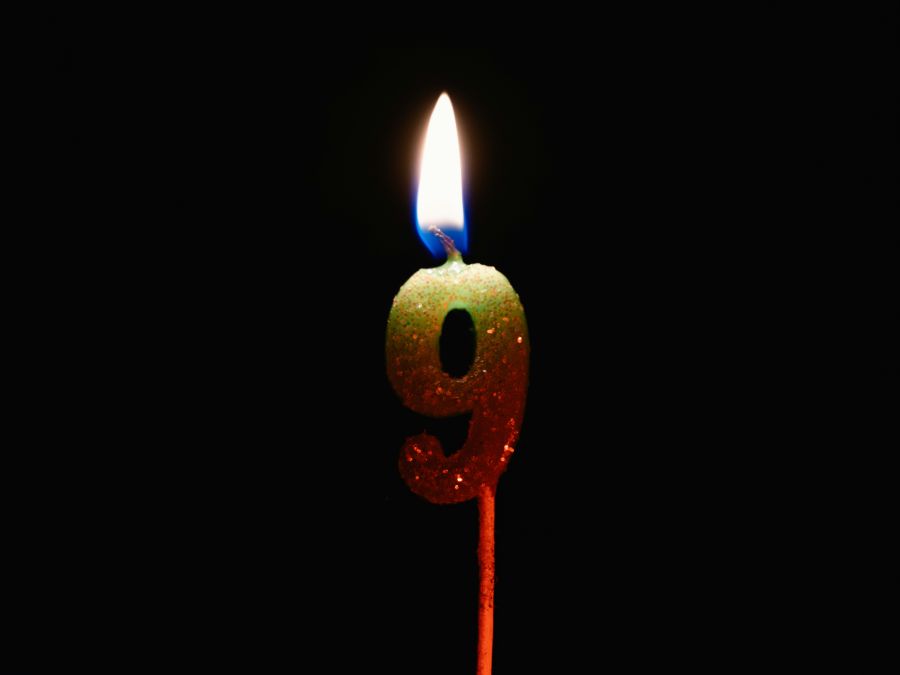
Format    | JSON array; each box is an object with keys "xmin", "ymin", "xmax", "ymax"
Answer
[{"xmin": 386, "ymin": 93, "xmax": 529, "ymax": 675}]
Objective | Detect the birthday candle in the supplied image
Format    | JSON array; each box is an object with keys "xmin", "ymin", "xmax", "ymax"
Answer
[{"xmin": 386, "ymin": 93, "xmax": 529, "ymax": 675}]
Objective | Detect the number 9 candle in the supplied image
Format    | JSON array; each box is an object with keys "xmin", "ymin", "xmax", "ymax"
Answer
[{"xmin": 386, "ymin": 93, "xmax": 529, "ymax": 675}]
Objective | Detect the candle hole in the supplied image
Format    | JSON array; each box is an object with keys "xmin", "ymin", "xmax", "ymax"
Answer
[{"xmin": 439, "ymin": 309, "xmax": 475, "ymax": 378}]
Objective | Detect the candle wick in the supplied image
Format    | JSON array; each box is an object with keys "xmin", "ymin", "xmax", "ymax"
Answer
[{"xmin": 429, "ymin": 227, "xmax": 461, "ymax": 261}]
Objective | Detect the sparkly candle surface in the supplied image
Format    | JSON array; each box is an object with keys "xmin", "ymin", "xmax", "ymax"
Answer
[{"xmin": 386, "ymin": 251, "xmax": 529, "ymax": 504}]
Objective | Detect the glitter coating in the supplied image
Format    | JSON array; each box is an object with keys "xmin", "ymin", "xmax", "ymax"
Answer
[{"xmin": 387, "ymin": 257, "xmax": 529, "ymax": 504}]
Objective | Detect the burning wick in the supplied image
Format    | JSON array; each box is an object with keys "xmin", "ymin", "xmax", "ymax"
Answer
[{"xmin": 429, "ymin": 226, "xmax": 460, "ymax": 259}]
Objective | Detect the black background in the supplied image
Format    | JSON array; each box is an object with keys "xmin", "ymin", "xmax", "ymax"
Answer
[{"xmin": 10, "ymin": 10, "xmax": 895, "ymax": 673}]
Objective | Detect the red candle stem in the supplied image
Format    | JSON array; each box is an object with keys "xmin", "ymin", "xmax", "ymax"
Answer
[{"xmin": 477, "ymin": 485, "xmax": 496, "ymax": 675}]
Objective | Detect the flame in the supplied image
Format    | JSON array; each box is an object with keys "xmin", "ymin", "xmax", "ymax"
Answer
[{"xmin": 416, "ymin": 93, "xmax": 466, "ymax": 257}]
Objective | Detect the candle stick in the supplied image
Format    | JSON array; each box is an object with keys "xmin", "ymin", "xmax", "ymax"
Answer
[{"xmin": 386, "ymin": 93, "xmax": 529, "ymax": 675}]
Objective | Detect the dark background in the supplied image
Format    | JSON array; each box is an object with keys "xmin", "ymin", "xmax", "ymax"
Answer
[{"xmin": 9, "ymin": 10, "xmax": 895, "ymax": 673}]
